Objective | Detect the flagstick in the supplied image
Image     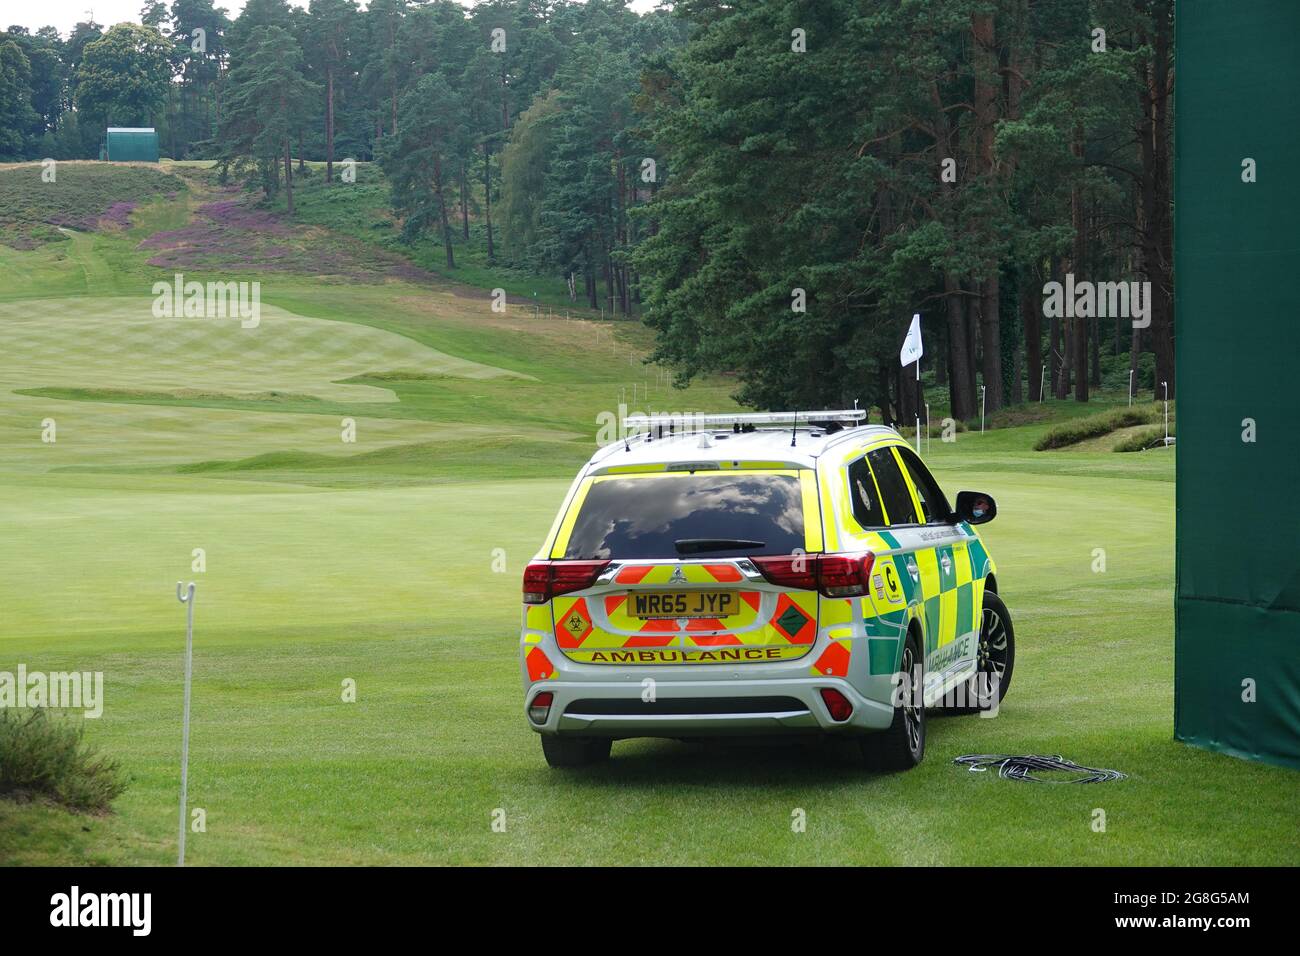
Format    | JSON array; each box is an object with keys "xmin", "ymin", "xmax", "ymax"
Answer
[{"xmin": 900, "ymin": 313, "xmax": 923, "ymax": 452}]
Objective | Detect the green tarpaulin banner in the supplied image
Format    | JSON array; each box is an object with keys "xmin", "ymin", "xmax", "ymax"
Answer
[{"xmin": 1174, "ymin": 1, "xmax": 1300, "ymax": 768}]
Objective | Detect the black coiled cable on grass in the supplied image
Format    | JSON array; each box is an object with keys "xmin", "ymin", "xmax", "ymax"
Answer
[{"xmin": 953, "ymin": 753, "xmax": 1127, "ymax": 783}]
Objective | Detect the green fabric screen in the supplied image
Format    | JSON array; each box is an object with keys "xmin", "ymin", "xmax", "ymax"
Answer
[{"xmin": 1174, "ymin": 1, "xmax": 1300, "ymax": 768}]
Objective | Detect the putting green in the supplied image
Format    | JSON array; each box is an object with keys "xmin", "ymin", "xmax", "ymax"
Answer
[{"xmin": 0, "ymin": 296, "xmax": 527, "ymax": 408}]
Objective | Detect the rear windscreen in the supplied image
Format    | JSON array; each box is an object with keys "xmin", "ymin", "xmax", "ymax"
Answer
[{"xmin": 562, "ymin": 473, "xmax": 806, "ymax": 560}]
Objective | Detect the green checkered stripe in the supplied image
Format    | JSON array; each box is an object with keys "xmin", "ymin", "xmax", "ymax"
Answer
[
  {"xmin": 901, "ymin": 544, "xmax": 983, "ymax": 657},
  {"xmin": 866, "ymin": 533, "xmax": 990, "ymax": 672}
]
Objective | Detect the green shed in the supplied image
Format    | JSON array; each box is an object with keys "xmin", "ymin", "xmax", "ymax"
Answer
[{"xmin": 104, "ymin": 127, "xmax": 160, "ymax": 163}]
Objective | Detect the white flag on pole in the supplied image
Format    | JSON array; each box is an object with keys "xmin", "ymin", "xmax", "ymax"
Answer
[{"xmin": 900, "ymin": 313, "xmax": 923, "ymax": 367}]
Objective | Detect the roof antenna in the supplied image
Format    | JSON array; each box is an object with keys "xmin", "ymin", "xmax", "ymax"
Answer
[{"xmin": 791, "ymin": 411, "xmax": 798, "ymax": 447}]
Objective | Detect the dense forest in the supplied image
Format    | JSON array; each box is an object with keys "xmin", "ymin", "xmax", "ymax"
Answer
[{"xmin": 0, "ymin": 0, "xmax": 1174, "ymax": 420}]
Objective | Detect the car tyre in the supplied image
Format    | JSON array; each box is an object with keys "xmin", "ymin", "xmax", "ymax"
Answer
[
  {"xmin": 954, "ymin": 590, "xmax": 1015, "ymax": 714},
  {"xmin": 541, "ymin": 734, "xmax": 611, "ymax": 768},
  {"xmin": 860, "ymin": 631, "xmax": 925, "ymax": 771}
]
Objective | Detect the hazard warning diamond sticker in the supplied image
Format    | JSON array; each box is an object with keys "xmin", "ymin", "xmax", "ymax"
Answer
[
  {"xmin": 775, "ymin": 603, "xmax": 810, "ymax": 640},
  {"xmin": 556, "ymin": 604, "xmax": 592, "ymax": 646}
]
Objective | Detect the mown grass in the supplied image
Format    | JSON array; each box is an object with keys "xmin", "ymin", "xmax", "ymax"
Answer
[{"xmin": 0, "ymin": 172, "xmax": 1294, "ymax": 866}]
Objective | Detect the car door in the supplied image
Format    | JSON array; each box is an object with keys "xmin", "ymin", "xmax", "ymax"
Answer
[
  {"xmin": 857, "ymin": 446, "xmax": 936, "ymax": 658},
  {"xmin": 894, "ymin": 446, "xmax": 980, "ymax": 682}
]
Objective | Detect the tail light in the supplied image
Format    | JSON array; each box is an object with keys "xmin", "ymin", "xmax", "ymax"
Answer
[
  {"xmin": 747, "ymin": 554, "xmax": 818, "ymax": 591},
  {"xmin": 816, "ymin": 553, "xmax": 876, "ymax": 597},
  {"xmin": 751, "ymin": 552, "xmax": 874, "ymax": 597},
  {"xmin": 522, "ymin": 560, "xmax": 610, "ymax": 604},
  {"xmin": 819, "ymin": 688, "xmax": 853, "ymax": 722},
  {"xmin": 528, "ymin": 691, "xmax": 554, "ymax": 724}
]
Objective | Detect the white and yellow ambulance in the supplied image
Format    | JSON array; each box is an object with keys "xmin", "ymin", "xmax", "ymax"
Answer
[{"xmin": 520, "ymin": 410, "xmax": 1013, "ymax": 769}]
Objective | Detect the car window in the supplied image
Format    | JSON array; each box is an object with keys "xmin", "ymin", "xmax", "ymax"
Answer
[
  {"xmin": 896, "ymin": 447, "xmax": 951, "ymax": 524},
  {"xmin": 866, "ymin": 447, "xmax": 919, "ymax": 526},
  {"xmin": 562, "ymin": 473, "xmax": 806, "ymax": 560},
  {"xmin": 848, "ymin": 456, "xmax": 886, "ymax": 528}
]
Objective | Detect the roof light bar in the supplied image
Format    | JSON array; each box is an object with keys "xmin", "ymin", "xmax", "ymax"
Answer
[{"xmin": 622, "ymin": 409, "xmax": 866, "ymax": 431}]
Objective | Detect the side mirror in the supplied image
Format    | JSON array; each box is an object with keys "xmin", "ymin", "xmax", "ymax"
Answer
[{"xmin": 955, "ymin": 491, "xmax": 997, "ymax": 525}]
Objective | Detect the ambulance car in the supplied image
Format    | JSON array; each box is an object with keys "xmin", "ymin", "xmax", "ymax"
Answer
[{"xmin": 520, "ymin": 410, "xmax": 1014, "ymax": 770}]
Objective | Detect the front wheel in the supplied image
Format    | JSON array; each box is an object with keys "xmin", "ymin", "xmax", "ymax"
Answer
[
  {"xmin": 541, "ymin": 734, "xmax": 611, "ymax": 768},
  {"xmin": 965, "ymin": 590, "xmax": 1015, "ymax": 711},
  {"xmin": 860, "ymin": 631, "xmax": 925, "ymax": 771}
]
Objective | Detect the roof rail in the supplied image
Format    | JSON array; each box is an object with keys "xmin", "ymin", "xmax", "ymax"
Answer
[{"xmin": 622, "ymin": 409, "xmax": 866, "ymax": 435}]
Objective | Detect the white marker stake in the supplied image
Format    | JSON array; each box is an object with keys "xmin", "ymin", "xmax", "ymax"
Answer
[
  {"xmin": 1039, "ymin": 365, "xmax": 1046, "ymax": 404},
  {"xmin": 176, "ymin": 581, "xmax": 196, "ymax": 867},
  {"xmin": 1162, "ymin": 380, "xmax": 1169, "ymax": 446},
  {"xmin": 1128, "ymin": 369, "xmax": 1134, "ymax": 407},
  {"xmin": 925, "ymin": 403, "xmax": 930, "ymax": 456},
  {"xmin": 980, "ymin": 386, "xmax": 986, "ymax": 433}
]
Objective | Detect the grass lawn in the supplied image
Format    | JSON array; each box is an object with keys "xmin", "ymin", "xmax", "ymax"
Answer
[{"xmin": 0, "ymin": 176, "xmax": 1294, "ymax": 866}]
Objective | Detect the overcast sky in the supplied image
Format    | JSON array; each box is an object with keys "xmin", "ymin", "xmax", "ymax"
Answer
[{"xmin": 7, "ymin": 0, "xmax": 665, "ymax": 38}]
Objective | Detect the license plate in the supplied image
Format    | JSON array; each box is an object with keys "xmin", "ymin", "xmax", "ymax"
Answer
[{"xmin": 631, "ymin": 590, "xmax": 738, "ymax": 620}]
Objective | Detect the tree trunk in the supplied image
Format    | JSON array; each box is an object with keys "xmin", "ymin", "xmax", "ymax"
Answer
[
  {"xmin": 971, "ymin": 11, "xmax": 1003, "ymax": 414},
  {"xmin": 483, "ymin": 143, "xmax": 495, "ymax": 262},
  {"xmin": 1023, "ymin": 274, "xmax": 1042, "ymax": 401},
  {"xmin": 965, "ymin": 282, "xmax": 979, "ymax": 393},
  {"xmin": 1090, "ymin": 316, "xmax": 1101, "ymax": 388},
  {"xmin": 1056, "ymin": 304, "xmax": 1072, "ymax": 400},
  {"xmin": 325, "ymin": 69, "xmax": 334, "ymax": 184},
  {"xmin": 1071, "ymin": 123, "xmax": 1088, "ymax": 402},
  {"xmin": 434, "ymin": 156, "xmax": 454, "ymax": 268},
  {"xmin": 283, "ymin": 138, "xmax": 294, "ymax": 216},
  {"xmin": 878, "ymin": 360, "xmax": 897, "ymax": 428},
  {"xmin": 934, "ymin": 316, "xmax": 948, "ymax": 387},
  {"xmin": 501, "ymin": 65, "xmax": 510, "ymax": 129},
  {"xmin": 604, "ymin": 247, "xmax": 615, "ymax": 314},
  {"xmin": 460, "ymin": 163, "xmax": 469, "ymax": 239},
  {"xmin": 898, "ymin": 361, "xmax": 917, "ymax": 426},
  {"xmin": 1013, "ymin": 338, "xmax": 1023, "ymax": 405},
  {"xmin": 1139, "ymin": 0, "xmax": 1175, "ymax": 399},
  {"xmin": 944, "ymin": 275, "xmax": 976, "ymax": 421},
  {"xmin": 585, "ymin": 253, "xmax": 597, "ymax": 309},
  {"xmin": 168, "ymin": 84, "xmax": 177, "ymax": 160},
  {"xmin": 1050, "ymin": 313, "xmax": 1061, "ymax": 397}
]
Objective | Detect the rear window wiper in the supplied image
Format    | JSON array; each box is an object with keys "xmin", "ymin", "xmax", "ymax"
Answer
[{"xmin": 674, "ymin": 538, "xmax": 766, "ymax": 555}]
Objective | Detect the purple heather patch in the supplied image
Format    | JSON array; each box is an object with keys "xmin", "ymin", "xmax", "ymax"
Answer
[
  {"xmin": 135, "ymin": 188, "xmax": 446, "ymax": 284},
  {"xmin": 99, "ymin": 201, "xmax": 136, "ymax": 227}
]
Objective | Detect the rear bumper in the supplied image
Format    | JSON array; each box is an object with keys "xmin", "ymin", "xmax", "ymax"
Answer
[{"xmin": 527, "ymin": 678, "xmax": 896, "ymax": 738}]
